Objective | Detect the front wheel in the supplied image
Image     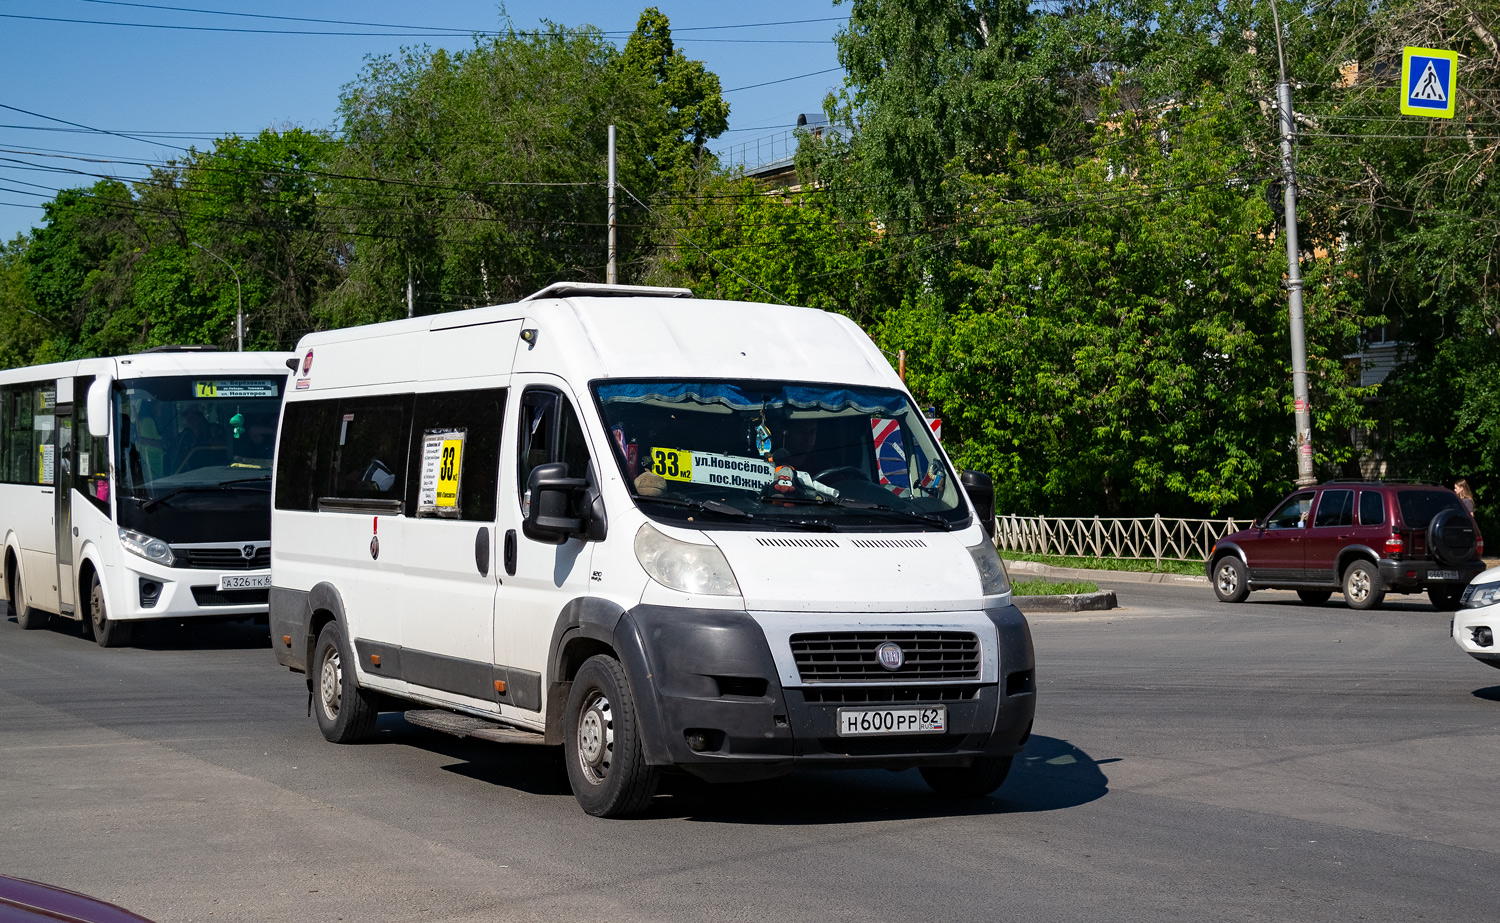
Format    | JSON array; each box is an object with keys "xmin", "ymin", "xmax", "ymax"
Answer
[
  {"xmin": 921, "ymin": 755, "xmax": 1014, "ymax": 798},
  {"xmin": 88, "ymin": 573, "xmax": 132, "ymax": 648},
  {"xmin": 1343, "ymin": 560, "xmax": 1385, "ymax": 610},
  {"xmin": 1212, "ymin": 557, "xmax": 1250, "ymax": 603},
  {"xmin": 1429, "ymin": 586, "xmax": 1463, "ymax": 611},
  {"xmin": 1297, "ymin": 590, "xmax": 1333, "ymax": 605},
  {"xmin": 312, "ymin": 621, "xmax": 378, "ymax": 743},
  {"xmin": 564, "ymin": 655, "xmax": 658, "ymax": 818}
]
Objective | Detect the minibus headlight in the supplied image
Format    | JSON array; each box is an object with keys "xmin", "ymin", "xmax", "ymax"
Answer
[
  {"xmin": 119, "ymin": 528, "xmax": 175, "ymax": 567},
  {"xmin": 968, "ymin": 538, "xmax": 1010, "ymax": 596},
  {"xmin": 634, "ymin": 524, "xmax": 741, "ymax": 597}
]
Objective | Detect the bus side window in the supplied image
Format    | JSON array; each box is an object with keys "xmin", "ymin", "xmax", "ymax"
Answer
[
  {"xmin": 275, "ymin": 401, "xmax": 335, "ymax": 512},
  {"xmin": 405, "ymin": 388, "xmax": 506, "ymax": 522},
  {"xmin": 517, "ymin": 389, "xmax": 591, "ymax": 515},
  {"xmin": 0, "ymin": 383, "xmax": 53, "ymax": 486},
  {"xmin": 328, "ymin": 396, "xmax": 413, "ymax": 501}
]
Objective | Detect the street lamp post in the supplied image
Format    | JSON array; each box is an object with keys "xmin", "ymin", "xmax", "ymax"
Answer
[{"xmin": 191, "ymin": 242, "xmax": 243, "ymax": 351}]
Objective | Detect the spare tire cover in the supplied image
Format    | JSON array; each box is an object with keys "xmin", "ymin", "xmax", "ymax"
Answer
[{"xmin": 1428, "ymin": 508, "xmax": 1477, "ymax": 565}]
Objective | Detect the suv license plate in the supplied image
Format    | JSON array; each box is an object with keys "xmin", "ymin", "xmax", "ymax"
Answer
[
  {"xmin": 218, "ymin": 574, "xmax": 271, "ymax": 591},
  {"xmin": 836, "ymin": 706, "xmax": 946, "ymax": 737},
  {"xmin": 1430, "ymin": 570, "xmax": 1461, "ymax": 581}
]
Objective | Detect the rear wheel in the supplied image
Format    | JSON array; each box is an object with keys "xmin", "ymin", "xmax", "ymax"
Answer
[
  {"xmin": 88, "ymin": 573, "xmax": 132, "ymax": 647},
  {"xmin": 1297, "ymin": 590, "xmax": 1333, "ymax": 605},
  {"xmin": 1343, "ymin": 560, "xmax": 1385, "ymax": 610},
  {"xmin": 1212, "ymin": 556, "xmax": 1250, "ymax": 603},
  {"xmin": 1429, "ymin": 586, "xmax": 1463, "ymax": 611},
  {"xmin": 564, "ymin": 655, "xmax": 658, "ymax": 818},
  {"xmin": 921, "ymin": 755, "xmax": 1014, "ymax": 798},
  {"xmin": 312, "ymin": 621, "xmax": 378, "ymax": 743},
  {"xmin": 12, "ymin": 566, "xmax": 48, "ymax": 630}
]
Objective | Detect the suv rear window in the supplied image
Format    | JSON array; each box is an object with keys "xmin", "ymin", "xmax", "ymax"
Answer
[{"xmin": 1396, "ymin": 490, "xmax": 1465, "ymax": 529}]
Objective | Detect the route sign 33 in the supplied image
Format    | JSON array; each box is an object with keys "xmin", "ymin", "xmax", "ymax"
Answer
[{"xmin": 1401, "ymin": 47, "xmax": 1458, "ymax": 119}]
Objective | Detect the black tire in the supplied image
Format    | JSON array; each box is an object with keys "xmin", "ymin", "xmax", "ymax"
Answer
[
  {"xmin": 921, "ymin": 755, "xmax": 1015, "ymax": 798},
  {"xmin": 312, "ymin": 621, "xmax": 378, "ymax": 744},
  {"xmin": 12, "ymin": 565, "xmax": 48, "ymax": 630},
  {"xmin": 1428, "ymin": 586, "xmax": 1463, "ymax": 611},
  {"xmin": 564, "ymin": 654, "xmax": 658, "ymax": 818},
  {"xmin": 1212, "ymin": 556, "xmax": 1250, "ymax": 603},
  {"xmin": 1343, "ymin": 560, "xmax": 1385, "ymax": 610},
  {"xmin": 1297, "ymin": 590, "xmax": 1333, "ymax": 605},
  {"xmin": 1428, "ymin": 508, "xmax": 1478, "ymax": 566},
  {"xmin": 88, "ymin": 572, "xmax": 132, "ymax": 647}
]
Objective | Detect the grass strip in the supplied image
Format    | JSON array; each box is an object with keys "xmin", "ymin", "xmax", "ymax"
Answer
[
  {"xmin": 1011, "ymin": 579, "xmax": 1099, "ymax": 596},
  {"xmin": 1000, "ymin": 550, "xmax": 1203, "ymax": 577}
]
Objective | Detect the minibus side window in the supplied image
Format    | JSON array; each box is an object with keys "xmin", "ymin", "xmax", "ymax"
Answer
[
  {"xmin": 406, "ymin": 388, "xmax": 505, "ymax": 522},
  {"xmin": 275, "ymin": 400, "xmax": 335, "ymax": 512},
  {"xmin": 517, "ymin": 389, "xmax": 591, "ymax": 512},
  {"xmin": 328, "ymin": 396, "xmax": 413, "ymax": 501},
  {"xmin": 74, "ymin": 377, "xmax": 111, "ymax": 514}
]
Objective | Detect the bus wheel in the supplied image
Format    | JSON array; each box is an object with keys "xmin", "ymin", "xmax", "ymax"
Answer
[
  {"xmin": 312, "ymin": 621, "xmax": 378, "ymax": 743},
  {"xmin": 89, "ymin": 573, "xmax": 132, "ymax": 647},
  {"xmin": 13, "ymin": 566, "xmax": 48, "ymax": 630},
  {"xmin": 564, "ymin": 655, "xmax": 658, "ymax": 818},
  {"xmin": 921, "ymin": 755, "xmax": 1014, "ymax": 798}
]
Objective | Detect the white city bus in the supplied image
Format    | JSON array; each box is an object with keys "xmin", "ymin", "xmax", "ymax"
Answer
[{"xmin": 1, "ymin": 347, "xmax": 292, "ymax": 646}]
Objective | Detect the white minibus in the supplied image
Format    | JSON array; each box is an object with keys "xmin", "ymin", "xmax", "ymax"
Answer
[
  {"xmin": 270, "ymin": 283, "xmax": 1035, "ymax": 817},
  {"xmin": 2, "ymin": 347, "xmax": 292, "ymax": 646}
]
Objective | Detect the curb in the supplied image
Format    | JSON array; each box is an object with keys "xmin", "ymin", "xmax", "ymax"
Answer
[
  {"xmin": 1005, "ymin": 558, "xmax": 1209, "ymax": 587},
  {"xmin": 1014, "ymin": 589, "xmax": 1118, "ymax": 612}
]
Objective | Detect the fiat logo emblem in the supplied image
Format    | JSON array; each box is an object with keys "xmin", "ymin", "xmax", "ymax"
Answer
[
  {"xmin": 876, "ymin": 641, "xmax": 904, "ymax": 671},
  {"xmin": 241, "ymin": 544, "xmax": 256, "ymax": 560}
]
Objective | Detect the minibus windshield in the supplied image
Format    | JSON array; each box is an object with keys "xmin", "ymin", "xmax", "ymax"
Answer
[
  {"xmin": 593, "ymin": 380, "xmax": 968, "ymax": 531},
  {"xmin": 113, "ymin": 376, "xmax": 282, "ymax": 541}
]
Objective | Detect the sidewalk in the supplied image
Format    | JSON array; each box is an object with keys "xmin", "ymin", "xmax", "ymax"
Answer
[{"xmin": 1006, "ymin": 556, "xmax": 1500, "ymax": 589}]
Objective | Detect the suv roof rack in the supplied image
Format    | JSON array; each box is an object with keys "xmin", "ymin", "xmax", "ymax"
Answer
[
  {"xmin": 1319, "ymin": 479, "xmax": 1428, "ymax": 486},
  {"xmin": 138, "ymin": 344, "xmax": 220, "ymax": 353},
  {"xmin": 520, "ymin": 282, "xmax": 693, "ymax": 302}
]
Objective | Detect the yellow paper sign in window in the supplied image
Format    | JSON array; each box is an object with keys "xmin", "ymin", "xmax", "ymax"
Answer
[
  {"xmin": 435, "ymin": 438, "xmax": 463, "ymax": 507},
  {"xmin": 195, "ymin": 381, "xmax": 218, "ymax": 398},
  {"xmin": 650, "ymin": 447, "xmax": 694, "ymax": 482}
]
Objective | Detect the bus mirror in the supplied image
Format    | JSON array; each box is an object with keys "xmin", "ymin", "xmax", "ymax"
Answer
[
  {"xmin": 523, "ymin": 461, "xmax": 588, "ymax": 542},
  {"xmin": 960, "ymin": 470, "xmax": 996, "ymax": 538},
  {"xmin": 87, "ymin": 376, "xmax": 112, "ymax": 438}
]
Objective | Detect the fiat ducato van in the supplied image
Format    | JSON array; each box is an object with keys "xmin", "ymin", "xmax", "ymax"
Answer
[{"xmin": 269, "ymin": 283, "xmax": 1035, "ymax": 817}]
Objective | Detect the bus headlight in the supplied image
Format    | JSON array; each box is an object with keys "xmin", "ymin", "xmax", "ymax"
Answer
[
  {"xmin": 119, "ymin": 528, "xmax": 175, "ymax": 567},
  {"xmin": 968, "ymin": 538, "xmax": 1010, "ymax": 596},
  {"xmin": 634, "ymin": 523, "xmax": 741, "ymax": 596}
]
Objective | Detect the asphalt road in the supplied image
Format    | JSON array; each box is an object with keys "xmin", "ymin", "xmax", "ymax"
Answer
[{"xmin": 3, "ymin": 584, "xmax": 1498, "ymax": 923}]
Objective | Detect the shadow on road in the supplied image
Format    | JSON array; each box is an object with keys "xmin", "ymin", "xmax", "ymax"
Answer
[
  {"xmin": 401, "ymin": 724, "xmax": 1111, "ymax": 823},
  {"xmin": 1472, "ymin": 685, "xmax": 1500, "ymax": 702}
]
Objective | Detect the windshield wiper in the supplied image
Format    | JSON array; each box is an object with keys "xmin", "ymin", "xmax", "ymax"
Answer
[
  {"xmin": 634, "ymin": 495, "xmax": 752, "ymax": 519},
  {"xmin": 830, "ymin": 498, "xmax": 953, "ymax": 530},
  {"xmin": 141, "ymin": 475, "xmax": 271, "ymax": 511}
]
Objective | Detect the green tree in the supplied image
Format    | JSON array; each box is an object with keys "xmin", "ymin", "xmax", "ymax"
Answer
[{"xmin": 618, "ymin": 7, "xmax": 730, "ymax": 179}]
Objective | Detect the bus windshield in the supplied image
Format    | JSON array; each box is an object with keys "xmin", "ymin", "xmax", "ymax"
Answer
[
  {"xmin": 115, "ymin": 376, "xmax": 282, "ymax": 527},
  {"xmin": 592, "ymin": 380, "xmax": 968, "ymax": 531}
]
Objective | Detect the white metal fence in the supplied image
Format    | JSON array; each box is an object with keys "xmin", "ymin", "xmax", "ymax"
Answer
[{"xmin": 995, "ymin": 514, "xmax": 1248, "ymax": 564}]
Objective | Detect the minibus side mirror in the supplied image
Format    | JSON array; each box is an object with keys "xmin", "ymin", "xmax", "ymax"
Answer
[
  {"xmin": 960, "ymin": 470, "xmax": 996, "ymax": 538},
  {"xmin": 524, "ymin": 461, "xmax": 588, "ymax": 543},
  {"xmin": 86, "ymin": 375, "xmax": 112, "ymax": 438}
]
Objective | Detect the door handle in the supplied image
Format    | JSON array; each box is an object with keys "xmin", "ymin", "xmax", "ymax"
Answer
[
  {"xmin": 504, "ymin": 529, "xmax": 518, "ymax": 577},
  {"xmin": 475, "ymin": 526, "xmax": 491, "ymax": 578}
]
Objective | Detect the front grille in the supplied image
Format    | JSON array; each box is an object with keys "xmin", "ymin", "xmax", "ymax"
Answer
[
  {"xmin": 191, "ymin": 586, "xmax": 270, "ymax": 606},
  {"xmin": 790, "ymin": 631, "xmax": 981, "ymax": 683},
  {"xmin": 756, "ymin": 538, "xmax": 839, "ymax": 548},
  {"xmin": 820, "ymin": 734, "xmax": 964, "ymax": 755},
  {"xmin": 174, "ymin": 546, "xmax": 270, "ymax": 570},
  {"xmin": 801, "ymin": 685, "xmax": 980, "ymax": 704},
  {"xmin": 849, "ymin": 538, "xmax": 927, "ymax": 548}
]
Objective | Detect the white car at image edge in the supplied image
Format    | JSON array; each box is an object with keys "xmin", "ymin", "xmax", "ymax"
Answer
[{"xmin": 1453, "ymin": 566, "xmax": 1500, "ymax": 668}]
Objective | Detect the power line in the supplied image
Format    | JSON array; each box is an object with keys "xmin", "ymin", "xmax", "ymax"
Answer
[
  {"xmin": 0, "ymin": 101, "xmax": 189, "ymax": 152},
  {"xmin": 724, "ymin": 68, "xmax": 843, "ymax": 94}
]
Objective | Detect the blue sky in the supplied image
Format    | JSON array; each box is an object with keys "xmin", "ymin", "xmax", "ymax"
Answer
[{"xmin": 0, "ymin": 0, "xmax": 847, "ymax": 241}]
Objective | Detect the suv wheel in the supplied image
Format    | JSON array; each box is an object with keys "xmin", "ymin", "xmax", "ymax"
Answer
[
  {"xmin": 1297, "ymin": 590, "xmax": 1332, "ymax": 605},
  {"xmin": 1212, "ymin": 556, "xmax": 1249, "ymax": 603},
  {"xmin": 1343, "ymin": 560, "xmax": 1385, "ymax": 610},
  {"xmin": 1429, "ymin": 587, "xmax": 1463, "ymax": 611}
]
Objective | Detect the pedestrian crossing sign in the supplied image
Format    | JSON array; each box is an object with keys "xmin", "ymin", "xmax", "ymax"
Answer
[{"xmin": 1401, "ymin": 47, "xmax": 1457, "ymax": 118}]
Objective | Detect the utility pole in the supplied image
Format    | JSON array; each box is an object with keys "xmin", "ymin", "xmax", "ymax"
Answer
[
  {"xmin": 607, "ymin": 124, "xmax": 618, "ymax": 285},
  {"xmin": 1269, "ymin": 0, "xmax": 1316, "ymax": 486},
  {"xmin": 191, "ymin": 242, "xmax": 243, "ymax": 352}
]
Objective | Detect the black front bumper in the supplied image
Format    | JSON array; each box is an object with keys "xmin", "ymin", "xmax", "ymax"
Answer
[
  {"xmin": 619, "ymin": 603, "xmax": 1037, "ymax": 783},
  {"xmin": 1377, "ymin": 558, "xmax": 1486, "ymax": 591}
]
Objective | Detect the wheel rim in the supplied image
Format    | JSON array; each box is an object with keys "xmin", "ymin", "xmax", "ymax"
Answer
[
  {"xmin": 1348, "ymin": 569, "xmax": 1370, "ymax": 602},
  {"xmin": 575, "ymin": 689, "xmax": 614, "ymax": 786},
  {"xmin": 1217, "ymin": 563, "xmax": 1238, "ymax": 595},
  {"xmin": 320, "ymin": 649, "xmax": 342, "ymax": 719},
  {"xmin": 91, "ymin": 580, "xmax": 106, "ymax": 632}
]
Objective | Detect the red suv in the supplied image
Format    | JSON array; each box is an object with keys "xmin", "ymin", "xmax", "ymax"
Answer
[{"xmin": 1208, "ymin": 481, "xmax": 1485, "ymax": 610}]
